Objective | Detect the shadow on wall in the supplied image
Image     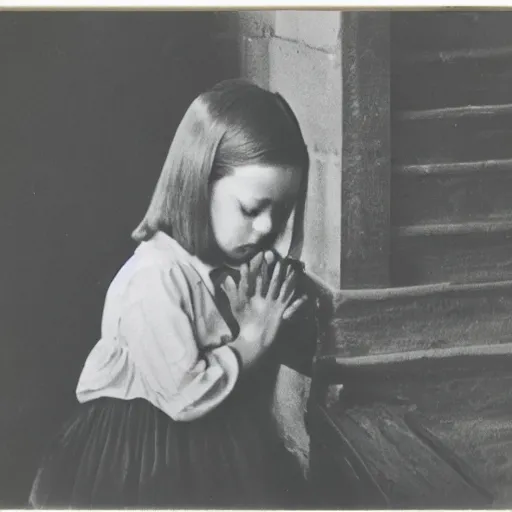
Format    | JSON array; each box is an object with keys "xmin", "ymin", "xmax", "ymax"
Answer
[{"xmin": 0, "ymin": 11, "xmax": 239, "ymax": 506}]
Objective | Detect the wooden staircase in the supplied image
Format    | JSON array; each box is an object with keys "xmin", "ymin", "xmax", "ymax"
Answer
[
  {"xmin": 308, "ymin": 11, "xmax": 512, "ymax": 508},
  {"xmin": 390, "ymin": 11, "xmax": 512, "ymax": 286}
]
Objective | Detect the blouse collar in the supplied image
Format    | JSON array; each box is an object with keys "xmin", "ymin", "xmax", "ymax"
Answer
[
  {"xmin": 143, "ymin": 231, "xmax": 218, "ymax": 295},
  {"xmin": 145, "ymin": 230, "xmax": 291, "ymax": 295}
]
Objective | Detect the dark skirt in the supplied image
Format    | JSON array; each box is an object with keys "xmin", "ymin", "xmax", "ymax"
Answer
[{"xmin": 29, "ymin": 380, "xmax": 311, "ymax": 509}]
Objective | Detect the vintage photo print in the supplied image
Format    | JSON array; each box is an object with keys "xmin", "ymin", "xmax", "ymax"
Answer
[{"xmin": 1, "ymin": 3, "xmax": 512, "ymax": 509}]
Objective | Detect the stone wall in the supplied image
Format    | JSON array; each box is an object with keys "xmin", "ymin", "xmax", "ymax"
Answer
[{"xmin": 214, "ymin": 10, "xmax": 342, "ymax": 288}]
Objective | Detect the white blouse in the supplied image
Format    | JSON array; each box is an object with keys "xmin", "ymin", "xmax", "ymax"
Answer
[{"xmin": 76, "ymin": 231, "xmax": 239, "ymax": 422}]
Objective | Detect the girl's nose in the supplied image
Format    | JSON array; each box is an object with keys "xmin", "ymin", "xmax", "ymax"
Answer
[{"xmin": 253, "ymin": 212, "xmax": 272, "ymax": 236}]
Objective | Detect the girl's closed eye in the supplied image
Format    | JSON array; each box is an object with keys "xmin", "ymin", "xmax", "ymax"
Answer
[{"xmin": 240, "ymin": 203, "xmax": 260, "ymax": 217}]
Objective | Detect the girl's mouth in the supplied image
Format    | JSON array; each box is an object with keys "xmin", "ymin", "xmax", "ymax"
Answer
[{"xmin": 238, "ymin": 244, "xmax": 256, "ymax": 254}]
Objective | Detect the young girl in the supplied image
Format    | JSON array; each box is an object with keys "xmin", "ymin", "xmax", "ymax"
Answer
[{"xmin": 29, "ymin": 79, "xmax": 316, "ymax": 509}]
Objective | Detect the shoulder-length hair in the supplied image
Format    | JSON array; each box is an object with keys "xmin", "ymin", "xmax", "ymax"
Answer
[{"xmin": 132, "ymin": 78, "xmax": 309, "ymax": 264}]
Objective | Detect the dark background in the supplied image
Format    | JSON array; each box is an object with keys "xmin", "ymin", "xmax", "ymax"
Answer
[{"xmin": 0, "ymin": 11, "xmax": 237, "ymax": 505}]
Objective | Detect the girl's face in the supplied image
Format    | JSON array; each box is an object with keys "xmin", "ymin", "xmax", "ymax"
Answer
[{"xmin": 210, "ymin": 164, "xmax": 302, "ymax": 265}]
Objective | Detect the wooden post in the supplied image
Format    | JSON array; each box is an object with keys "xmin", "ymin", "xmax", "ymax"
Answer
[{"xmin": 340, "ymin": 11, "xmax": 391, "ymax": 289}]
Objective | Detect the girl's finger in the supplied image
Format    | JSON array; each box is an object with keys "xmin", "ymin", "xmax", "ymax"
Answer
[
  {"xmin": 278, "ymin": 268, "xmax": 297, "ymax": 303},
  {"xmin": 264, "ymin": 250, "xmax": 275, "ymax": 267},
  {"xmin": 248, "ymin": 252, "xmax": 264, "ymax": 295},
  {"xmin": 255, "ymin": 274, "xmax": 263, "ymax": 297},
  {"xmin": 260, "ymin": 256, "xmax": 268, "ymax": 296},
  {"xmin": 261, "ymin": 251, "xmax": 275, "ymax": 296},
  {"xmin": 267, "ymin": 260, "xmax": 282, "ymax": 300},
  {"xmin": 222, "ymin": 275, "xmax": 237, "ymax": 297},
  {"xmin": 283, "ymin": 295, "xmax": 307, "ymax": 320},
  {"xmin": 239, "ymin": 263, "xmax": 249, "ymax": 298},
  {"xmin": 251, "ymin": 252, "xmax": 264, "ymax": 274}
]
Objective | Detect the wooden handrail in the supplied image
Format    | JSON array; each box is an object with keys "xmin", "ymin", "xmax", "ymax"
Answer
[
  {"xmin": 397, "ymin": 103, "xmax": 512, "ymax": 121},
  {"xmin": 393, "ymin": 158, "xmax": 512, "ymax": 176}
]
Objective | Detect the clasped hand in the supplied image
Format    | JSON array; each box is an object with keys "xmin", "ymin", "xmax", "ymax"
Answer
[{"xmin": 221, "ymin": 251, "xmax": 307, "ymax": 369}]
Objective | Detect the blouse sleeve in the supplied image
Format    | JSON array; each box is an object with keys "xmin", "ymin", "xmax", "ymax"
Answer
[{"xmin": 118, "ymin": 264, "xmax": 240, "ymax": 422}]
